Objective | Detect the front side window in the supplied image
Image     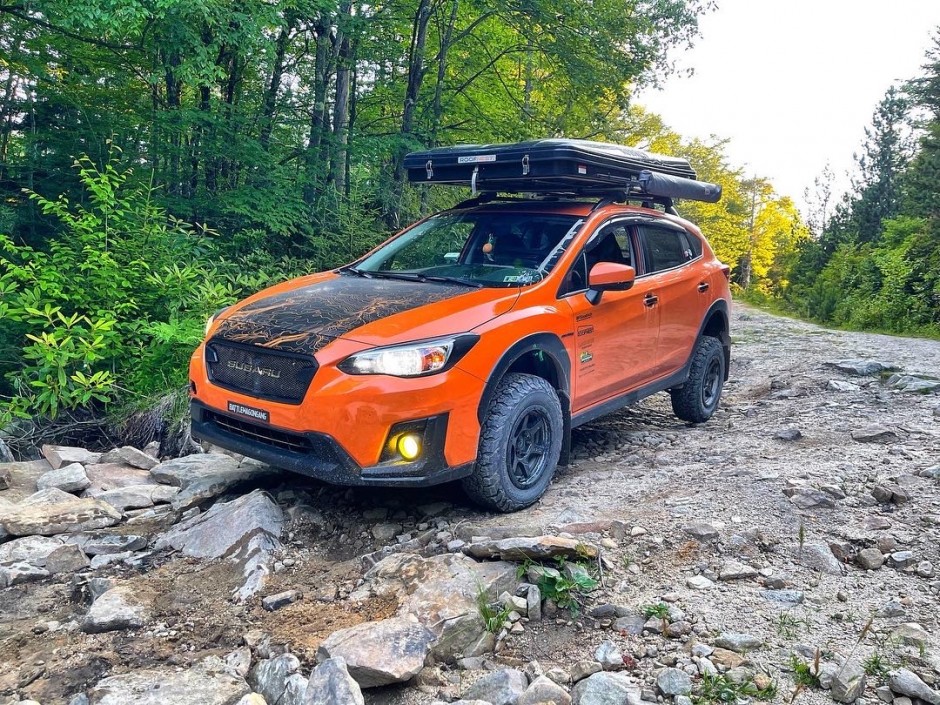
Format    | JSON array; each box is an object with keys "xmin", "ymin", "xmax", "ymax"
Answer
[{"xmin": 352, "ymin": 211, "xmax": 583, "ymax": 288}]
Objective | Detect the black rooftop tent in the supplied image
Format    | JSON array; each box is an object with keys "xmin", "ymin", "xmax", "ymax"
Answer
[{"xmin": 404, "ymin": 139, "xmax": 722, "ymax": 207}]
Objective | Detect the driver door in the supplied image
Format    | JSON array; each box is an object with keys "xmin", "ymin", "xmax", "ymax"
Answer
[{"xmin": 560, "ymin": 221, "xmax": 661, "ymax": 412}]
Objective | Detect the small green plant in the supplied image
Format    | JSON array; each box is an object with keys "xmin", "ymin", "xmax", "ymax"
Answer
[
  {"xmin": 643, "ymin": 602, "xmax": 670, "ymax": 633},
  {"xmin": 695, "ymin": 671, "xmax": 777, "ymax": 704},
  {"xmin": 863, "ymin": 652, "xmax": 890, "ymax": 681},
  {"xmin": 476, "ymin": 587, "xmax": 510, "ymax": 634},
  {"xmin": 797, "ymin": 520, "xmax": 806, "ymax": 557},
  {"xmin": 532, "ymin": 559, "xmax": 598, "ymax": 615},
  {"xmin": 777, "ymin": 613, "xmax": 804, "ymax": 639},
  {"xmin": 789, "ymin": 653, "xmax": 821, "ymax": 688}
]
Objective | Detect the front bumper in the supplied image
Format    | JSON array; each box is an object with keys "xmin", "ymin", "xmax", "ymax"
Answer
[{"xmin": 190, "ymin": 400, "xmax": 474, "ymax": 487}]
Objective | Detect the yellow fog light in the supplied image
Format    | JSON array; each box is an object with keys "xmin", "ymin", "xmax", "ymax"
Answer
[{"xmin": 397, "ymin": 434, "xmax": 422, "ymax": 461}]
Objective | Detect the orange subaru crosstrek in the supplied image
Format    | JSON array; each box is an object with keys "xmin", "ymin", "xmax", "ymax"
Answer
[{"xmin": 190, "ymin": 139, "xmax": 731, "ymax": 511}]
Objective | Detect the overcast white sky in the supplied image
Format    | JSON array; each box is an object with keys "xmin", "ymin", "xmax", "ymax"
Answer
[{"xmin": 637, "ymin": 0, "xmax": 940, "ymax": 206}]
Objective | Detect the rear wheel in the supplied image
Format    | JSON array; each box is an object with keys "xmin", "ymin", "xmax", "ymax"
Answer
[
  {"xmin": 671, "ymin": 336, "xmax": 725, "ymax": 423},
  {"xmin": 462, "ymin": 373, "xmax": 563, "ymax": 512}
]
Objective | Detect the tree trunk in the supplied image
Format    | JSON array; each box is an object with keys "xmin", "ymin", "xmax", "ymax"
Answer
[
  {"xmin": 330, "ymin": 2, "xmax": 354, "ymax": 195},
  {"xmin": 304, "ymin": 22, "xmax": 333, "ymax": 205},
  {"xmin": 260, "ymin": 18, "xmax": 293, "ymax": 151},
  {"xmin": 387, "ymin": 0, "xmax": 433, "ymax": 227}
]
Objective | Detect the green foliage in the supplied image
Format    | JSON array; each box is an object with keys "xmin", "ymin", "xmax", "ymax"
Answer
[
  {"xmin": 863, "ymin": 652, "xmax": 891, "ymax": 681},
  {"xmin": 788, "ymin": 654, "xmax": 821, "ymax": 689},
  {"xmin": 0, "ymin": 150, "xmax": 302, "ymax": 422},
  {"xmin": 476, "ymin": 586, "xmax": 511, "ymax": 634},
  {"xmin": 530, "ymin": 558, "xmax": 598, "ymax": 615},
  {"xmin": 694, "ymin": 671, "xmax": 778, "ymax": 704},
  {"xmin": 772, "ymin": 34, "xmax": 940, "ymax": 337}
]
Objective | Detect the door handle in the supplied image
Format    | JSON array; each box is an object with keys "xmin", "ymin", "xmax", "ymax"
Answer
[
  {"xmin": 644, "ymin": 293, "xmax": 659, "ymax": 307},
  {"xmin": 697, "ymin": 282, "xmax": 710, "ymax": 293}
]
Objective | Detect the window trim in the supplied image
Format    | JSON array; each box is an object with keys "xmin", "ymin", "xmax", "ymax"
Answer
[{"xmin": 556, "ymin": 216, "xmax": 643, "ymax": 299}]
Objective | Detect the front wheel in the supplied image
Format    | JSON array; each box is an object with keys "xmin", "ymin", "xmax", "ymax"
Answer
[
  {"xmin": 670, "ymin": 336, "xmax": 725, "ymax": 423},
  {"xmin": 462, "ymin": 373, "xmax": 563, "ymax": 512}
]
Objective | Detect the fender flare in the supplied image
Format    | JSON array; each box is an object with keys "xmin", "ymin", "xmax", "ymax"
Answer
[{"xmin": 476, "ymin": 332, "xmax": 571, "ymax": 424}]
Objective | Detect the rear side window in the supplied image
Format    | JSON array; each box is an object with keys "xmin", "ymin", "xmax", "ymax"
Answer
[{"xmin": 640, "ymin": 226, "xmax": 695, "ymax": 273}]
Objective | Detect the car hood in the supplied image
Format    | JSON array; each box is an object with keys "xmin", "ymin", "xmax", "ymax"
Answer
[{"xmin": 213, "ymin": 272, "xmax": 519, "ymax": 356}]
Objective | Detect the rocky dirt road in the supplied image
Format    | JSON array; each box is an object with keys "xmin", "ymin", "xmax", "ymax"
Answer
[{"xmin": 1, "ymin": 304, "xmax": 939, "ymax": 705}]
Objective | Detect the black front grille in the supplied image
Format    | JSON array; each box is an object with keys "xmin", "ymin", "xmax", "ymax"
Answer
[
  {"xmin": 204, "ymin": 409, "xmax": 313, "ymax": 453},
  {"xmin": 206, "ymin": 339, "xmax": 317, "ymax": 404}
]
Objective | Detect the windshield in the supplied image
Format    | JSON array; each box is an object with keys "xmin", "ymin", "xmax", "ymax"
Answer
[{"xmin": 350, "ymin": 211, "xmax": 584, "ymax": 287}]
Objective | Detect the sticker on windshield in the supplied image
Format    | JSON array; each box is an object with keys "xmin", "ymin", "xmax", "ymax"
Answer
[{"xmin": 503, "ymin": 275, "xmax": 521, "ymax": 282}]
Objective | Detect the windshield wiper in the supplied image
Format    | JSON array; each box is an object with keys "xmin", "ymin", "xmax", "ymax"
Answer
[
  {"xmin": 342, "ymin": 267, "xmax": 373, "ymax": 278},
  {"xmin": 369, "ymin": 271, "xmax": 425, "ymax": 282}
]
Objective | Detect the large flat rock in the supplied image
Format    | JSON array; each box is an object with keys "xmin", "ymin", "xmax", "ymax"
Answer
[
  {"xmin": 82, "ymin": 585, "xmax": 150, "ymax": 633},
  {"xmin": 0, "ymin": 496, "xmax": 122, "ymax": 537},
  {"xmin": 150, "ymin": 454, "xmax": 275, "ymax": 510},
  {"xmin": 89, "ymin": 658, "xmax": 250, "ymax": 704},
  {"xmin": 41, "ymin": 444, "xmax": 101, "ymax": 469},
  {"xmin": 359, "ymin": 552, "xmax": 517, "ymax": 663},
  {"xmin": 0, "ymin": 535, "xmax": 65, "ymax": 567},
  {"xmin": 464, "ymin": 535, "xmax": 599, "ymax": 561},
  {"xmin": 84, "ymin": 463, "xmax": 155, "ymax": 494},
  {"xmin": 0, "ymin": 459, "xmax": 53, "ymax": 503},
  {"xmin": 317, "ymin": 616, "xmax": 435, "ymax": 688},
  {"xmin": 155, "ymin": 489, "xmax": 284, "ymax": 601}
]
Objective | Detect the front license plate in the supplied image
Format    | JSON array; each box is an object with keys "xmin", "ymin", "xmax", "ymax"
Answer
[{"xmin": 227, "ymin": 401, "xmax": 270, "ymax": 423}]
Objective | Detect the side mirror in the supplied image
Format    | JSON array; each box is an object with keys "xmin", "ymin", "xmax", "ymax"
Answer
[{"xmin": 586, "ymin": 263, "xmax": 635, "ymax": 304}]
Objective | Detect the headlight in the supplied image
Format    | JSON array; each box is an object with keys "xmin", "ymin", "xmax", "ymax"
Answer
[{"xmin": 338, "ymin": 335, "xmax": 478, "ymax": 377}]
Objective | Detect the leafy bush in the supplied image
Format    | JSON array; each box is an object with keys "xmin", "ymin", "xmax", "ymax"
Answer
[{"xmin": 0, "ymin": 149, "xmax": 306, "ymax": 425}]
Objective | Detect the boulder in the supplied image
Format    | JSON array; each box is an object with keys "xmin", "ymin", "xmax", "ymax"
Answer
[
  {"xmin": 71, "ymin": 534, "xmax": 147, "ymax": 556},
  {"xmin": 19, "ymin": 487, "xmax": 79, "ymax": 506},
  {"xmin": 851, "ymin": 426, "xmax": 900, "ymax": 444},
  {"xmin": 41, "ymin": 444, "xmax": 101, "ymax": 469},
  {"xmin": 719, "ymin": 560, "xmax": 759, "ymax": 581},
  {"xmin": 857, "ymin": 547, "xmax": 885, "ymax": 570},
  {"xmin": 795, "ymin": 542, "xmax": 843, "ymax": 576},
  {"xmin": 0, "ymin": 561, "xmax": 49, "ymax": 587},
  {"xmin": 0, "ymin": 535, "xmax": 65, "ymax": 566},
  {"xmin": 249, "ymin": 653, "xmax": 302, "ymax": 704},
  {"xmin": 95, "ymin": 485, "xmax": 179, "ymax": 511},
  {"xmin": 0, "ymin": 496, "xmax": 122, "ymax": 537},
  {"xmin": 82, "ymin": 586, "xmax": 150, "ymax": 633},
  {"xmin": 99, "ymin": 446, "xmax": 159, "ymax": 470},
  {"xmin": 84, "ymin": 463, "xmax": 154, "ymax": 494},
  {"xmin": 888, "ymin": 669, "xmax": 940, "ymax": 705},
  {"xmin": 358, "ymin": 551, "xmax": 517, "ymax": 663},
  {"xmin": 150, "ymin": 454, "xmax": 274, "ymax": 510},
  {"xmin": 155, "ymin": 490, "xmax": 284, "ymax": 601},
  {"xmin": 830, "ymin": 660, "xmax": 866, "ymax": 703},
  {"xmin": 713, "ymin": 632, "xmax": 763, "ymax": 653},
  {"xmin": 571, "ymin": 671, "xmax": 642, "ymax": 705},
  {"xmin": 303, "ymin": 657, "xmax": 364, "ymax": 705},
  {"xmin": 37, "ymin": 463, "xmax": 90, "ymax": 493},
  {"xmin": 518, "ymin": 675, "xmax": 572, "ymax": 705},
  {"xmin": 463, "ymin": 535, "xmax": 598, "ymax": 561},
  {"xmin": 316, "ymin": 616, "xmax": 435, "ymax": 687},
  {"xmin": 656, "ymin": 668, "xmax": 692, "ymax": 696},
  {"xmin": 45, "ymin": 543, "xmax": 90, "ymax": 573},
  {"xmin": 829, "ymin": 359, "xmax": 895, "ymax": 376},
  {"xmin": 88, "ymin": 658, "xmax": 250, "ymax": 704},
  {"xmin": 462, "ymin": 669, "xmax": 528, "ymax": 705}
]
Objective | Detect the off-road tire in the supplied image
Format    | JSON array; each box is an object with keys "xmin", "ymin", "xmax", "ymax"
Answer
[
  {"xmin": 671, "ymin": 335, "xmax": 725, "ymax": 423},
  {"xmin": 462, "ymin": 372, "xmax": 563, "ymax": 512}
]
